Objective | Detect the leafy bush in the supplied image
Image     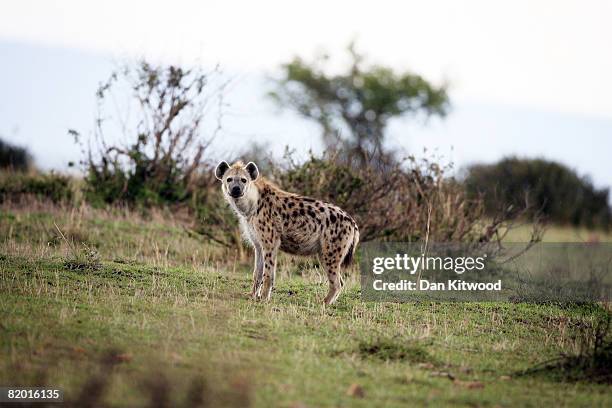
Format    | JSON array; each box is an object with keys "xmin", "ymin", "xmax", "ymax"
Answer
[
  {"xmin": 465, "ymin": 157, "xmax": 611, "ymax": 229},
  {"xmin": 0, "ymin": 138, "xmax": 32, "ymax": 171},
  {"xmin": 0, "ymin": 171, "xmax": 74, "ymax": 203}
]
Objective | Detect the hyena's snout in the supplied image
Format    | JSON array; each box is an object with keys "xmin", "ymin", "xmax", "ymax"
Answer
[{"xmin": 230, "ymin": 185, "xmax": 242, "ymax": 198}]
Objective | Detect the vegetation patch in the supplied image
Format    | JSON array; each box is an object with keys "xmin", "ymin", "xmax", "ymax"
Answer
[
  {"xmin": 519, "ymin": 341, "xmax": 612, "ymax": 384},
  {"xmin": 0, "ymin": 171, "xmax": 74, "ymax": 204},
  {"xmin": 518, "ymin": 314, "xmax": 612, "ymax": 384},
  {"xmin": 358, "ymin": 338, "xmax": 437, "ymax": 364},
  {"xmin": 55, "ymin": 223, "xmax": 103, "ymax": 272},
  {"xmin": 63, "ymin": 253, "xmax": 102, "ymax": 272}
]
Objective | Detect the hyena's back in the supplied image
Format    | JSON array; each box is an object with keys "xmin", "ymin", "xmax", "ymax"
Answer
[{"xmin": 257, "ymin": 187, "xmax": 358, "ymax": 261}]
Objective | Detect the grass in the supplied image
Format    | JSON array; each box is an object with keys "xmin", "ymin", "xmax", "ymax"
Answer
[
  {"xmin": 503, "ymin": 222, "xmax": 612, "ymax": 243},
  {"xmin": 1, "ymin": 201, "xmax": 611, "ymax": 407}
]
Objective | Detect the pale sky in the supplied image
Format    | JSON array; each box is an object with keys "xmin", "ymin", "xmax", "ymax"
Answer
[
  {"xmin": 2, "ymin": 0, "xmax": 611, "ymax": 118},
  {"xmin": 1, "ymin": 0, "xmax": 611, "ymax": 191}
]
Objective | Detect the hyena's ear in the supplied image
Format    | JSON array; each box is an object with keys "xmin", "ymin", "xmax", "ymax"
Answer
[
  {"xmin": 245, "ymin": 162, "xmax": 259, "ymax": 181},
  {"xmin": 215, "ymin": 161, "xmax": 230, "ymax": 180}
]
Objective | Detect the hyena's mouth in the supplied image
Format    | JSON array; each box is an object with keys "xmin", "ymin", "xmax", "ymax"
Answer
[{"xmin": 230, "ymin": 191, "xmax": 243, "ymax": 199}]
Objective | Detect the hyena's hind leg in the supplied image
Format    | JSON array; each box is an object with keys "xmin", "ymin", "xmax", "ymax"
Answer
[
  {"xmin": 323, "ymin": 259, "xmax": 343, "ymax": 305},
  {"xmin": 321, "ymin": 227, "xmax": 357, "ymax": 305},
  {"xmin": 321, "ymin": 244, "xmax": 348, "ymax": 306}
]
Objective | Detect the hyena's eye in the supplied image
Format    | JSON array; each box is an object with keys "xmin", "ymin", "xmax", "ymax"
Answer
[
  {"xmin": 241, "ymin": 178, "xmax": 247, "ymax": 183},
  {"xmin": 226, "ymin": 177, "xmax": 233, "ymax": 182}
]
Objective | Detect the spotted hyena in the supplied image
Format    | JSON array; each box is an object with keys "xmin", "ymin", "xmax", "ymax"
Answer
[{"xmin": 215, "ymin": 160, "xmax": 359, "ymax": 305}]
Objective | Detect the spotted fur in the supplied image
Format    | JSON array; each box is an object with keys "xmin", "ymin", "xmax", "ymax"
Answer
[{"xmin": 215, "ymin": 160, "xmax": 359, "ymax": 305}]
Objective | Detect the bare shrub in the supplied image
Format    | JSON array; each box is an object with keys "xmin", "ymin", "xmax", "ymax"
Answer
[
  {"xmin": 69, "ymin": 60, "xmax": 241, "ymax": 249},
  {"xmin": 270, "ymin": 150, "xmax": 541, "ymax": 245},
  {"xmin": 72, "ymin": 60, "xmax": 225, "ymax": 208}
]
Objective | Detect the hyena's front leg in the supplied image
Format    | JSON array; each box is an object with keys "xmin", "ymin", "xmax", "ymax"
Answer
[
  {"xmin": 251, "ymin": 244, "xmax": 264, "ymax": 300},
  {"xmin": 261, "ymin": 243, "xmax": 279, "ymax": 301}
]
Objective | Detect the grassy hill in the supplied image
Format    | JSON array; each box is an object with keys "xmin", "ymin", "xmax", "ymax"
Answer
[{"xmin": 1, "ymin": 201, "xmax": 610, "ymax": 407}]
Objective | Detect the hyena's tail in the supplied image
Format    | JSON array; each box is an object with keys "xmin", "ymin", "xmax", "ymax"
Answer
[{"xmin": 341, "ymin": 225, "xmax": 360, "ymax": 268}]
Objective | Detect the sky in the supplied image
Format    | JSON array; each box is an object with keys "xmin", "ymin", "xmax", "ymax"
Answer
[{"xmin": 0, "ymin": 0, "xmax": 611, "ymax": 190}]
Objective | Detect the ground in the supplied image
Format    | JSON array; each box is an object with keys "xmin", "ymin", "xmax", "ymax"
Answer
[{"xmin": 1, "ymin": 202, "xmax": 611, "ymax": 407}]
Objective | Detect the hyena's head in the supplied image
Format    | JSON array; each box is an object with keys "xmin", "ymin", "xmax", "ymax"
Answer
[{"xmin": 214, "ymin": 161, "xmax": 259, "ymax": 199}]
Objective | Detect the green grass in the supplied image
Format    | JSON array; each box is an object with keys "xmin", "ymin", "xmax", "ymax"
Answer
[
  {"xmin": 1, "ymin": 202, "xmax": 611, "ymax": 407},
  {"xmin": 503, "ymin": 222, "xmax": 612, "ymax": 243}
]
